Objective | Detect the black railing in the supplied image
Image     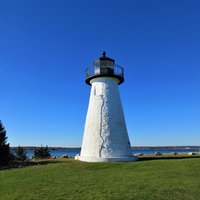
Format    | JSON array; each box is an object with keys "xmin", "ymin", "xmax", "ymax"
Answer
[
  {"xmin": 85, "ymin": 64, "xmax": 124, "ymax": 80},
  {"xmin": 85, "ymin": 64, "xmax": 124, "ymax": 85}
]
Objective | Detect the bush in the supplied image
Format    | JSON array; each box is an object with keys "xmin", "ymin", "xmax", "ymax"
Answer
[
  {"xmin": 0, "ymin": 120, "xmax": 11, "ymax": 166},
  {"xmin": 34, "ymin": 146, "xmax": 51, "ymax": 159},
  {"xmin": 15, "ymin": 146, "xmax": 27, "ymax": 161}
]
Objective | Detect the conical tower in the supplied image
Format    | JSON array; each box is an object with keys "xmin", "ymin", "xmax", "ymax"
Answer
[{"xmin": 77, "ymin": 52, "xmax": 136, "ymax": 162}]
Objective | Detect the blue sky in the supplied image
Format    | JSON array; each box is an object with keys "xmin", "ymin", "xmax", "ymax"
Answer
[{"xmin": 0, "ymin": 0, "xmax": 200, "ymax": 147}]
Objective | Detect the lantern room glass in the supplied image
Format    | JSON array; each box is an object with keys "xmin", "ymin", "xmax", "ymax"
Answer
[{"xmin": 93, "ymin": 59, "xmax": 114, "ymax": 75}]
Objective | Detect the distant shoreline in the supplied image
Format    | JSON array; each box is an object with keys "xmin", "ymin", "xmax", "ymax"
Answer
[{"xmin": 11, "ymin": 146, "xmax": 200, "ymax": 151}]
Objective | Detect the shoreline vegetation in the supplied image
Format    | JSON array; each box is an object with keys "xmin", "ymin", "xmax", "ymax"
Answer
[
  {"xmin": 10, "ymin": 145, "xmax": 200, "ymax": 151},
  {"xmin": 1, "ymin": 144, "xmax": 198, "ymax": 170}
]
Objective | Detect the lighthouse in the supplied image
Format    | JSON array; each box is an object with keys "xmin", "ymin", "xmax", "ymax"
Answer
[{"xmin": 78, "ymin": 52, "xmax": 136, "ymax": 162}]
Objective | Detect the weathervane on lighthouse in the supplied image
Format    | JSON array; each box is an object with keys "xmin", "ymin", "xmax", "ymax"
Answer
[{"xmin": 77, "ymin": 52, "xmax": 136, "ymax": 162}]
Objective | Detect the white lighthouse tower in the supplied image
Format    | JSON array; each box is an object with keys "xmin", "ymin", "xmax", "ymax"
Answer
[{"xmin": 78, "ymin": 52, "xmax": 136, "ymax": 162}]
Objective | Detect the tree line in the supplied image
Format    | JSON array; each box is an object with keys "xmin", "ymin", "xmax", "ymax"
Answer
[{"xmin": 0, "ymin": 120, "xmax": 51, "ymax": 167}]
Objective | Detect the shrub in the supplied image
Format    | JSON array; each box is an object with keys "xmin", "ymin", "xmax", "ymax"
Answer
[
  {"xmin": 34, "ymin": 146, "xmax": 51, "ymax": 159},
  {"xmin": 15, "ymin": 146, "xmax": 27, "ymax": 161}
]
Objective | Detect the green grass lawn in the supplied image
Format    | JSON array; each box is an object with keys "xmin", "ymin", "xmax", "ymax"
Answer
[{"xmin": 0, "ymin": 157, "xmax": 200, "ymax": 200}]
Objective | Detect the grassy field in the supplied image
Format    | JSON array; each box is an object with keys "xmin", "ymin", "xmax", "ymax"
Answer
[{"xmin": 0, "ymin": 156, "xmax": 200, "ymax": 200}]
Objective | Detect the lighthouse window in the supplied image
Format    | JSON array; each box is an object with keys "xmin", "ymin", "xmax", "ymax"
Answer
[
  {"xmin": 107, "ymin": 61, "xmax": 114, "ymax": 68},
  {"xmin": 101, "ymin": 60, "xmax": 107, "ymax": 67}
]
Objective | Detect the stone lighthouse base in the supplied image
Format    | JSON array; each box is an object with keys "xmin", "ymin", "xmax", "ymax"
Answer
[{"xmin": 75, "ymin": 155, "xmax": 137, "ymax": 162}]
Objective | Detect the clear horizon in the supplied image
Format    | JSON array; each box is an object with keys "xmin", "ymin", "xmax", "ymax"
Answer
[{"xmin": 1, "ymin": 0, "xmax": 200, "ymax": 147}]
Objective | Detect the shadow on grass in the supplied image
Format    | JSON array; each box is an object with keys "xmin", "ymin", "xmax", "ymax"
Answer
[{"xmin": 137, "ymin": 155, "xmax": 200, "ymax": 161}]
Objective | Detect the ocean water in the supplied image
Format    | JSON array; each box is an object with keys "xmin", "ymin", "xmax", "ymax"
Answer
[{"xmin": 25, "ymin": 147, "xmax": 200, "ymax": 157}]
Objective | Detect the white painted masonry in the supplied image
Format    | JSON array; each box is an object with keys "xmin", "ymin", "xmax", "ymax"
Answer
[{"xmin": 77, "ymin": 77, "xmax": 136, "ymax": 162}]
